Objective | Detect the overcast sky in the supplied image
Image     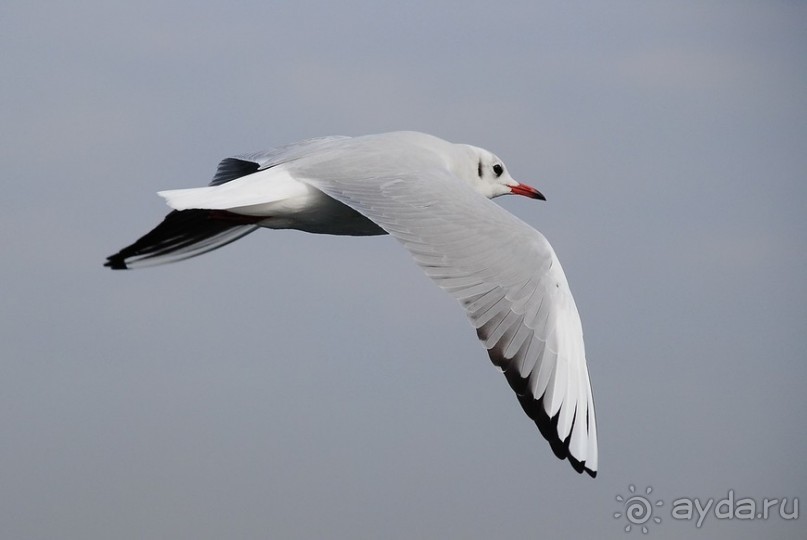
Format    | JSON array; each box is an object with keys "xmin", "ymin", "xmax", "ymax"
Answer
[{"xmin": 1, "ymin": 1, "xmax": 804, "ymax": 539}]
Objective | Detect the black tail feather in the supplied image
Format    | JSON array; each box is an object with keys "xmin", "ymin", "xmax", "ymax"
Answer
[{"xmin": 104, "ymin": 210, "xmax": 259, "ymax": 270}]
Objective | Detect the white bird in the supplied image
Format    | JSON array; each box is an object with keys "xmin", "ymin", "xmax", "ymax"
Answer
[{"xmin": 105, "ymin": 131, "xmax": 598, "ymax": 477}]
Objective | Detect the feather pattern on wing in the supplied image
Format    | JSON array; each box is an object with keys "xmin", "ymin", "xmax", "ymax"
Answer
[{"xmin": 295, "ymin": 154, "xmax": 598, "ymax": 476}]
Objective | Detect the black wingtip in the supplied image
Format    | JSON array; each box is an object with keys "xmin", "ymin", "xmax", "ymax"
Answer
[
  {"xmin": 102, "ymin": 209, "xmax": 259, "ymax": 270},
  {"xmin": 515, "ymin": 392, "xmax": 597, "ymax": 478},
  {"xmin": 568, "ymin": 452, "xmax": 597, "ymax": 478},
  {"xmin": 104, "ymin": 256, "xmax": 129, "ymax": 270}
]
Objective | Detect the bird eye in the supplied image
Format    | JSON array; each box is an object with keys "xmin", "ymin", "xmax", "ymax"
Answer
[
  {"xmin": 493, "ymin": 163, "xmax": 504, "ymax": 177},
  {"xmin": 478, "ymin": 161, "xmax": 483, "ymax": 178}
]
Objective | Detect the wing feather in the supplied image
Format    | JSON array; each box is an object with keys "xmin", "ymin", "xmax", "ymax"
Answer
[{"xmin": 300, "ymin": 165, "xmax": 598, "ymax": 477}]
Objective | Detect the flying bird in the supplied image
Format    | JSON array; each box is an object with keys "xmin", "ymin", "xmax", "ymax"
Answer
[{"xmin": 105, "ymin": 131, "xmax": 598, "ymax": 477}]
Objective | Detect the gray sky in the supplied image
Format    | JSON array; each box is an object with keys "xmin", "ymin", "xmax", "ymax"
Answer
[{"xmin": 1, "ymin": 1, "xmax": 804, "ymax": 539}]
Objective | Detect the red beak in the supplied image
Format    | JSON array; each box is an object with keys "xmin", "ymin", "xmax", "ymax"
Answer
[{"xmin": 509, "ymin": 182, "xmax": 546, "ymax": 200}]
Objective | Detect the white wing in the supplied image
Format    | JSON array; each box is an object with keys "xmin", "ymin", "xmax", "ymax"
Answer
[{"xmin": 300, "ymin": 166, "xmax": 598, "ymax": 476}]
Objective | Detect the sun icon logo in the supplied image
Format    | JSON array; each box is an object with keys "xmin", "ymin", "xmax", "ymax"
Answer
[{"xmin": 614, "ymin": 484, "xmax": 664, "ymax": 534}]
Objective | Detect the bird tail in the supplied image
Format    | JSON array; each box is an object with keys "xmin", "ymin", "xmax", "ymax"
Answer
[{"xmin": 104, "ymin": 209, "xmax": 260, "ymax": 270}]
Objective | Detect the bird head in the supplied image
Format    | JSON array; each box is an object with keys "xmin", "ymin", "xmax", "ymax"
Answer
[{"xmin": 453, "ymin": 144, "xmax": 545, "ymax": 201}]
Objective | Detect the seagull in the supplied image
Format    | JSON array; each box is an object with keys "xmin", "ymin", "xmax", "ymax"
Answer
[{"xmin": 105, "ymin": 131, "xmax": 598, "ymax": 477}]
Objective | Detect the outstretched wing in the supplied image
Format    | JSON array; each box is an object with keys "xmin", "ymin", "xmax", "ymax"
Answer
[
  {"xmin": 104, "ymin": 210, "xmax": 259, "ymax": 269},
  {"xmin": 301, "ymin": 168, "xmax": 598, "ymax": 476}
]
